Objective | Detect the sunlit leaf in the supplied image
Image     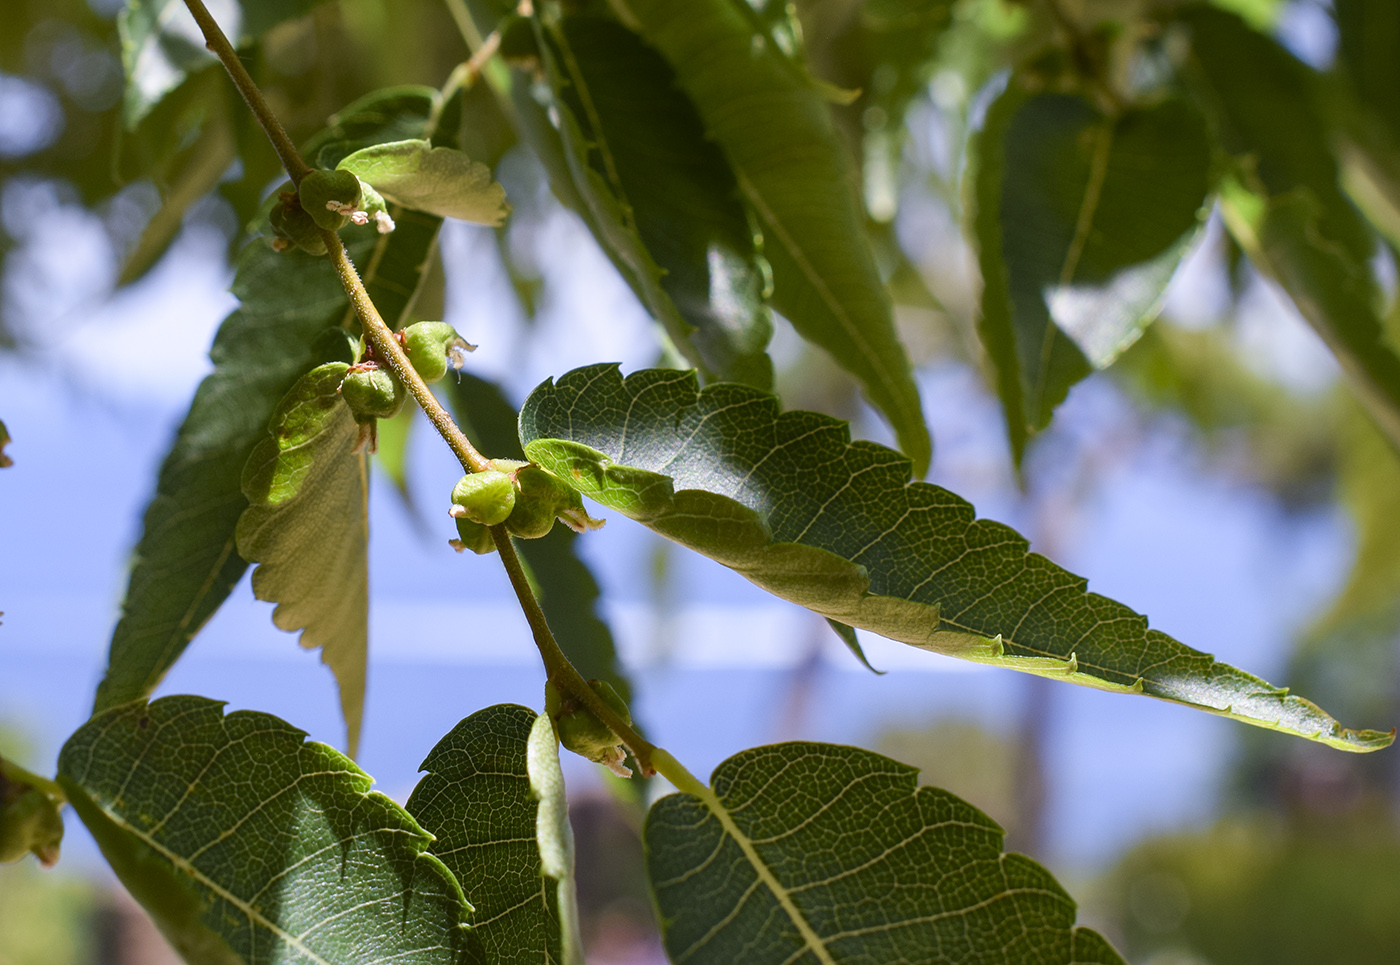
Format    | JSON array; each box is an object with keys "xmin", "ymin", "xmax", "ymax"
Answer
[
  {"xmin": 975, "ymin": 83, "xmax": 1212, "ymax": 461},
  {"xmin": 118, "ymin": 0, "xmax": 327, "ymax": 126},
  {"xmin": 611, "ymin": 0, "xmax": 930, "ymax": 473},
  {"xmin": 647, "ymin": 741, "xmax": 1124, "ymax": 964},
  {"xmin": 58, "ymin": 696, "xmax": 480, "ymax": 965},
  {"xmin": 520, "ymin": 365, "xmax": 1392, "ymax": 751},
  {"xmin": 446, "ymin": 371, "xmax": 631, "ymax": 702},
  {"xmin": 337, "ymin": 139, "xmax": 510, "ymax": 225},
  {"xmin": 1181, "ymin": 6, "xmax": 1400, "ymax": 452},
  {"xmin": 408, "ymin": 704, "xmax": 584, "ymax": 965},
  {"xmin": 525, "ymin": 13, "xmax": 774, "ymax": 388}
]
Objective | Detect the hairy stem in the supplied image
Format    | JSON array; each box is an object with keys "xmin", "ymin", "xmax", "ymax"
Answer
[
  {"xmin": 182, "ymin": 0, "xmax": 312, "ymax": 183},
  {"xmin": 491, "ymin": 525, "xmax": 658, "ymax": 775}
]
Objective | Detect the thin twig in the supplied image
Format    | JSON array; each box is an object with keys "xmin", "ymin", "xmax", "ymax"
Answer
[{"xmin": 182, "ymin": 0, "xmax": 312, "ymax": 183}]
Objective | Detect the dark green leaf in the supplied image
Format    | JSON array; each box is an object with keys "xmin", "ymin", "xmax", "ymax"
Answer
[
  {"xmin": 408, "ymin": 704, "xmax": 583, "ymax": 965},
  {"xmin": 975, "ymin": 84, "xmax": 1212, "ymax": 460},
  {"xmin": 647, "ymin": 741, "xmax": 1124, "ymax": 964},
  {"xmin": 610, "ymin": 0, "xmax": 930, "ymax": 473},
  {"xmin": 520, "ymin": 365, "xmax": 1392, "ymax": 751},
  {"xmin": 826, "ymin": 619, "xmax": 883, "ymax": 674},
  {"xmin": 58, "ymin": 696, "xmax": 480, "ymax": 965},
  {"xmin": 236, "ymin": 363, "xmax": 369, "ymax": 757},
  {"xmin": 529, "ymin": 14, "xmax": 774, "ymax": 388},
  {"xmin": 118, "ymin": 0, "xmax": 327, "ymax": 126},
  {"xmin": 304, "ymin": 86, "xmax": 443, "ymax": 169},
  {"xmin": 1181, "ymin": 6, "xmax": 1400, "ymax": 450},
  {"xmin": 446, "ymin": 372, "xmax": 631, "ymax": 702}
]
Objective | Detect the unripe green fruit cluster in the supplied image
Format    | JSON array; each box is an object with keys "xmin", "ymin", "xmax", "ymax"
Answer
[
  {"xmin": 340, "ymin": 364, "xmax": 406, "ymax": 424},
  {"xmin": 449, "ymin": 459, "xmax": 602, "ymax": 543},
  {"xmin": 299, "ymin": 169, "xmax": 363, "ymax": 232},
  {"xmin": 269, "ymin": 189, "xmax": 328, "ymax": 256}
]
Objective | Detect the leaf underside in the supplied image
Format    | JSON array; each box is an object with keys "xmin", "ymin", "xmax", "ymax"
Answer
[
  {"xmin": 407, "ymin": 704, "xmax": 584, "ymax": 965},
  {"xmin": 647, "ymin": 741, "xmax": 1125, "ymax": 965},
  {"xmin": 337, "ymin": 139, "xmax": 510, "ymax": 226},
  {"xmin": 610, "ymin": 0, "xmax": 930, "ymax": 474},
  {"xmin": 58, "ymin": 696, "xmax": 479, "ymax": 965},
  {"xmin": 975, "ymin": 84, "xmax": 1212, "ymax": 461},
  {"xmin": 237, "ymin": 363, "xmax": 369, "ymax": 757},
  {"xmin": 520, "ymin": 365, "xmax": 1392, "ymax": 752}
]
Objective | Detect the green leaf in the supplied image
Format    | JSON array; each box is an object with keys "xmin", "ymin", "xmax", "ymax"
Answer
[
  {"xmin": 646, "ymin": 741, "xmax": 1124, "ymax": 964},
  {"xmin": 520, "ymin": 365, "xmax": 1393, "ymax": 752},
  {"xmin": 975, "ymin": 84, "xmax": 1212, "ymax": 461},
  {"xmin": 304, "ymin": 86, "xmax": 443, "ymax": 168},
  {"xmin": 610, "ymin": 0, "xmax": 930, "ymax": 474},
  {"xmin": 337, "ymin": 139, "xmax": 510, "ymax": 225},
  {"xmin": 96, "ymin": 88, "xmax": 445, "ymax": 718},
  {"xmin": 236, "ymin": 363, "xmax": 369, "ymax": 756},
  {"xmin": 118, "ymin": 0, "xmax": 326, "ymax": 126},
  {"xmin": 446, "ymin": 372, "xmax": 632, "ymax": 702},
  {"xmin": 825, "ymin": 619, "xmax": 883, "ymax": 674},
  {"xmin": 1182, "ymin": 6, "xmax": 1400, "ymax": 451},
  {"xmin": 58, "ymin": 696, "xmax": 480, "ymax": 965},
  {"xmin": 526, "ymin": 13, "xmax": 773, "ymax": 388},
  {"xmin": 407, "ymin": 704, "xmax": 584, "ymax": 965}
]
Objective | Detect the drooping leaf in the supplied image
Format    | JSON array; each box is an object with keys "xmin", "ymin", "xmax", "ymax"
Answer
[
  {"xmin": 520, "ymin": 365, "xmax": 1392, "ymax": 751},
  {"xmin": 525, "ymin": 13, "xmax": 774, "ymax": 388},
  {"xmin": 826, "ymin": 619, "xmax": 883, "ymax": 674},
  {"xmin": 610, "ymin": 0, "xmax": 930, "ymax": 473},
  {"xmin": 646, "ymin": 741, "xmax": 1125, "ymax": 964},
  {"xmin": 975, "ymin": 83, "xmax": 1212, "ymax": 461},
  {"xmin": 58, "ymin": 696, "xmax": 480, "ymax": 965},
  {"xmin": 95, "ymin": 88, "xmax": 445, "ymax": 718},
  {"xmin": 446, "ymin": 372, "xmax": 631, "ymax": 702},
  {"xmin": 337, "ymin": 139, "xmax": 510, "ymax": 225},
  {"xmin": 407, "ymin": 704, "xmax": 584, "ymax": 965},
  {"xmin": 118, "ymin": 0, "xmax": 327, "ymax": 126},
  {"xmin": 236, "ymin": 363, "xmax": 369, "ymax": 756},
  {"xmin": 1181, "ymin": 6, "xmax": 1400, "ymax": 451}
]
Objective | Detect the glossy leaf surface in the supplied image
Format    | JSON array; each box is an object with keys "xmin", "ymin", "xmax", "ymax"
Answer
[
  {"xmin": 58, "ymin": 696, "xmax": 479, "ymax": 965},
  {"xmin": 520, "ymin": 365, "xmax": 1391, "ymax": 751},
  {"xmin": 647, "ymin": 741, "xmax": 1124, "ymax": 964},
  {"xmin": 976, "ymin": 85, "xmax": 1212, "ymax": 460},
  {"xmin": 611, "ymin": 0, "xmax": 930, "ymax": 473},
  {"xmin": 408, "ymin": 704, "xmax": 583, "ymax": 965},
  {"xmin": 236, "ymin": 363, "xmax": 369, "ymax": 756}
]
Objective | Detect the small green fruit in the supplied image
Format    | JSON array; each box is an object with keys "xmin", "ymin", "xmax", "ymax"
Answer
[
  {"xmin": 268, "ymin": 195, "xmax": 327, "ymax": 256},
  {"xmin": 546, "ymin": 679, "xmax": 632, "ymax": 778},
  {"xmin": 450, "ymin": 469, "xmax": 516, "ymax": 526},
  {"xmin": 402, "ymin": 321, "xmax": 473, "ymax": 383},
  {"xmin": 299, "ymin": 169, "xmax": 363, "ymax": 232},
  {"xmin": 505, "ymin": 464, "xmax": 602, "ymax": 539},
  {"xmin": 339, "ymin": 364, "xmax": 406, "ymax": 423},
  {"xmin": 0, "ymin": 787, "xmax": 63, "ymax": 866},
  {"xmin": 452, "ymin": 516, "xmax": 497, "ymax": 555}
]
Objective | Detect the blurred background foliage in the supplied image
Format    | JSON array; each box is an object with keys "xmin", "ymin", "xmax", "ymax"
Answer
[{"xmin": 3, "ymin": 0, "xmax": 1399, "ymax": 961}]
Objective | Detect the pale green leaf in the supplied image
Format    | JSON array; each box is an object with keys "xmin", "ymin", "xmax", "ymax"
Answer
[
  {"xmin": 58, "ymin": 696, "xmax": 480, "ymax": 965},
  {"xmin": 1182, "ymin": 6, "xmax": 1400, "ymax": 452},
  {"xmin": 446, "ymin": 371, "xmax": 632, "ymax": 702},
  {"xmin": 975, "ymin": 83, "xmax": 1212, "ymax": 461},
  {"xmin": 520, "ymin": 365, "xmax": 1392, "ymax": 751},
  {"xmin": 646, "ymin": 742, "xmax": 1124, "ymax": 964},
  {"xmin": 407, "ymin": 704, "xmax": 584, "ymax": 965},
  {"xmin": 523, "ymin": 13, "xmax": 773, "ymax": 388},
  {"xmin": 337, "ymin": 139, "xmax": 510, "ymax": 226},
  {"xmin": 236, "ymin": 363, "xmax": 369, "ymax": 756},
  {"xmin": 118, "ymin": 0, "xmax": 326, "ymax": 126},
  {"xmin": 609, "ymin": 0, "xmax": 930, "ymax": 474}
]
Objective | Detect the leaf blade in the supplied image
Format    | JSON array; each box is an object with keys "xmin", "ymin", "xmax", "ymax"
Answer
[
  {"xmin": 520, "ymin": 365, "xmax": 1392, "ymax": 751},
  {"xmin": 337, "ymin": 139, "xmax": 510, "ymax": 225},
  {"xmin": 58, "ymin": 695, "xmax": 480, "ymax": 965},
  {"xmin": 646, "ymin": 742, "xmax": 1124, "ymax": 965},
  {"xmin": 611, "ymin": 0, "xmax": 930, "ymax": 473}
]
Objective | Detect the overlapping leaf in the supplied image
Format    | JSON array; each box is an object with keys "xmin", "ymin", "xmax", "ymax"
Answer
[
  {"xmin": 236, "ymin": 363, "xmax": 369, "ymax": 756},
  {"xmin": 975, "ymin": 84, "xmax": 1212, "ymax": 461},
  {"xmin": 647, "ymin": 741, "xmax": 1124, "ymax": 965},
  {"xmin": 525, "ymin": 13, "xmax": 773, "ymax": 388},
  {"xmin": 446, "ymin": 372, "xmax": 631, "ymax": 701},
  {"xmin": 338, "ymin": 139, "xmax": 509, "ymax": 225},
  {"xmin": 407, "ymin": 704, "xmax": 583, "ymax": 965},
  {"xmin": 96, "ymin": 87, "xmax": 445, "ymax": 718},
  {"xmin": 610, "ymin": 0, "xmax": 930, "ymax": 473},
  {"xmin": 119, "ymin": 0, "xmax": 327, "ymax": 126},
  {"xmin": 1181, "ymin": 6, "xmax": 1400, "ymax": 451},
  {"xmin": 520, "ymin": 365, "xmax": 1392, "ymax": 751},
  {"xmin": 58, "ymin": 696, "xmax": 480, "ymax": 965}
]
